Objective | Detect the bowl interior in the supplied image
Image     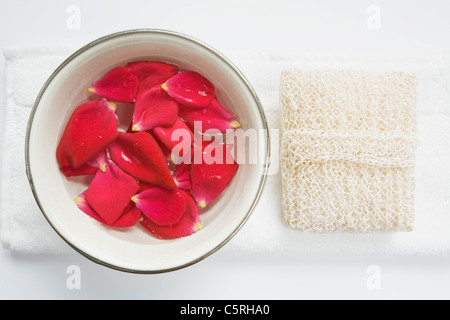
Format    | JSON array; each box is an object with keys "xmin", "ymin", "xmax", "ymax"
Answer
[{"xmin": 27, "ymin": 30, "xmax": 269, "ymax": 273}]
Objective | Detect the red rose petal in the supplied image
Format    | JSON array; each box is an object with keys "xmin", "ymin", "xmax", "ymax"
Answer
[
  {"xmin": 153, "ymin": 132, "xmax": 173, "ymax": 164},
  {"xmin": 60, "ymin": 163, "xmax": 97, "ymax": 177},
  {"xmin": 140, "ymin": 191, "xmax": 202, "ymax": 239},
  {"xmin": 56, "ymin": 100, "xmax": 119, "ymax": 170},
  {"xmin": 178, "ymin": 98, "xmax": 241, "ymax": 135},
  {"xmin": 86, "ymin": 149, "xmax": 108, "ymax": 173},
  {"xmin": 208, "ymin": 97, "xmax": 235, "ymax": 121},
  {"xmin": 128, "ymin": 61, "xmax": 179, "ymax": 96},
  {"xmin": 112, "ymin": 203, "xmax": 141, "ymax": 228},
  {"xmin": 161, "ymin": 71, "xmax": 215, "ymax": 108},
  {"xmin": 88, "ymin": 67, "xmax": 138, "ymax": 102},
  {"xmin": 75, "ymin": 191, "xmax": 105, "ymax": 224},
  {"xmin": 152, "ymin": 117, "xmax": 194, "ymax": 161},
  {"xmin": 190, "ymin": 140, "xmax": 238, "ymax": 208},
  {"xmin": 137, "ymin": 180, "xmax": 157, "ymax": 193},
  {"xmin": 108, "ymin": 131, "xmax": 175, "ymax": 189},
  {"xmin": 132, "ymin": 86, "xmax": 179, "ymax": 131},
  {"xmin": 76, "ymin": 191, "xmax": 141, "ymax": 227},
  {"xmin": 85, "ymin": 160, "xmax": 139, "ymax": 225},
  {"xmin": 131, "ymin": 187, "xmax": 186, "ymax": 226},
  {"xmin": 173, "ymin": 163, "xmax": 191, "ymax": 190},
  {"xmin": 60, "ymin": 149, "xmax": 108, "ymax": 177}
]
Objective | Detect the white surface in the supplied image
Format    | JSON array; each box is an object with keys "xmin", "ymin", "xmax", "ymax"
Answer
[{"xmin": 1, "ymin": 0, "xmax": 450, "ymax": 300}]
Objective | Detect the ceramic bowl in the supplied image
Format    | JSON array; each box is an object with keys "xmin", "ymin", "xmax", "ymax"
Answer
[{"xmin": 25, "ymin": 29, "xmax": 270, "ymax": 273}]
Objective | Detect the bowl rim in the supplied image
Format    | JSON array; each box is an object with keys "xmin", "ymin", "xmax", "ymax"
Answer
[{"xmin": 24, "ymin": 28, "xmax": 271, "ymax": 274}]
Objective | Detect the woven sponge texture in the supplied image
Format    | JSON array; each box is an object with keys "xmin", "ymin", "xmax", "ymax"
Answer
[{"xmin": 280, "ymin": 69, "xmax": 417, "ymax": 233}]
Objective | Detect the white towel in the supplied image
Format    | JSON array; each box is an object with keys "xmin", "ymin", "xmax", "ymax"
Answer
[{"xmin": 2, "ymin": 46, "xmax": 450, "ymax": 255}]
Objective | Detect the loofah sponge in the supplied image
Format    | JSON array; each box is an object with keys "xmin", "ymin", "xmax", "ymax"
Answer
[{"xmin": 280, "ymin": 69, "xmax": 417, "ymax": 233}]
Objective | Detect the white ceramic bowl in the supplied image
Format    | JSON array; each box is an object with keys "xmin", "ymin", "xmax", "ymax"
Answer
[{"xmin": 25, "ymin": 29, "xmax": 270, "ymax": 273}]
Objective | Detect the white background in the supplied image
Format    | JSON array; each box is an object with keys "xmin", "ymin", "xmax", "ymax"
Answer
[{"xmin": 1, "ymin": 0, "xmax": 450, "ymax": 300}]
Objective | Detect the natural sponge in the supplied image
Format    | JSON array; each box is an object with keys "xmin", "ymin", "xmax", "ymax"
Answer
[{"xmin": 280, "ymin": 69, "xmax": 417, "ymax": 233}]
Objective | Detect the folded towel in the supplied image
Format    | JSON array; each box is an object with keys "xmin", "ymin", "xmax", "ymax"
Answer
[
  {"xmin": 2, "ymin": 47, "xmax": 450, "ymax": 255},
  {"xmin": 280, "ymin": 69, "xmax": 417, "ymax": 232}
]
